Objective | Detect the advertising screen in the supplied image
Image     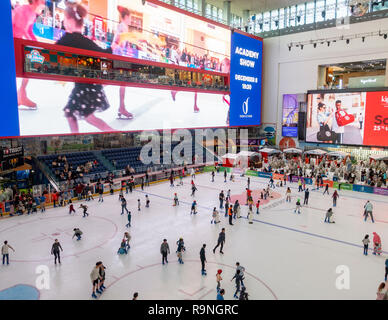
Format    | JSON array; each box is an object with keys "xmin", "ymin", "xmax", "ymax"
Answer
[
  {"xmin": 306, "ymin": 91, "xmax": 388, "ymax": 147},
  {"xmin": 282, "ymin": 94, "xmax": 298, "ymax": 137},
  {"xmin": 10, "ymin": 0, "xmax": 231, "ymax": 73},
  {"xmin": 14, "ymin": 78, "xmax": 229, "ymax": 136},
  {"xmin": 229, "ymin": 32, "xmax": 263, "ymax": 126}
]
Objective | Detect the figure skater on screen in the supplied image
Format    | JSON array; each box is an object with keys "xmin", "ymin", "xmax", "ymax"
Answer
[
  {"xmin": 12, "ymin": 0, "xmax": 46, "ymax": 109},
  {"xmin": 169, "ymin": 45, "xmax": 199, "ymax": 113},
  {"xmin": 110, "ymin": 6, "xmax": 134, "ymax": 120},
  {"xmin": 56, "ymin": 2, "xmax": 115, "ymax": 133}
]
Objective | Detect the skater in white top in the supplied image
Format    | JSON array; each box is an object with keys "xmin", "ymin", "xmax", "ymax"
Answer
[{"xmin": 2, "ymin": 241, "xmax": 15, "ymax": 265}]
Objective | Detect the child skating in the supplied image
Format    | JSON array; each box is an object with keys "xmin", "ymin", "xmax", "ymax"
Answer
[
  {"xmin": 145, "ymin": 195, "xmax": 150, "ymax": 208},
  {"xmin": 137, "ymin": 199, "xmax": 141, "ymax": 211},
  {"xmin": 72, "ymin": 228, "xmax": 83, "ymax": 241},
  {"xmin": 79, "ymin": 204, "xmax": 89, "ymax": 217},
  {"xmin": 191, "ymin": 200, "xmax": 197, "ymax": 215},
  {"xmin": 173, "ymin": 193, "xmax": 179, "ymax": 206},
  {"xmin": 216, "ymin": 269, "xmax": 223, "ymax": 292},
  {"xmin": 294, "ymin": 199, "xmax": 301, "ymax": 214}
]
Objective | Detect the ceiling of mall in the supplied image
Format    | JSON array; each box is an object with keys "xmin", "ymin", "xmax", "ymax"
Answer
[{"xmin": 207, "ymin": 0, "xmax": 309, "ymax": 17}]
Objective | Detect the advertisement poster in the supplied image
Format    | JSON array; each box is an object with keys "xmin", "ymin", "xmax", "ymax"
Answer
[
  {"xmin": 306, "ymin": 91, "xmax": 388, "ymax": 147},
  {"xmin": 10, "ymin": 0, "xmax": 231, "ymax": 73},
  {"xmin": 282, "ymin": 94, "xmax": 298, "ymax": 137},
  {"xmin": 229, "ymin": 32, "xmax": 263, "ymax": 126},
  {"xmin": 16, "ymin": 78, "xmax": 229, "ymax": 136}
]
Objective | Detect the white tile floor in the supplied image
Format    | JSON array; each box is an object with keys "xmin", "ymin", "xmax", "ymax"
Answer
[{"xmin": 0, "ymin": 172, "xmax": 387, "ymax": 300}]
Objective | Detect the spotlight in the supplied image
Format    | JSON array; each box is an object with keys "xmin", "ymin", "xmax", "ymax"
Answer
[
  {"xmin": 313, "ymin": 43, "xmax": 317, "ymax": 48},
  {"xmin": 346, "ymin": 39, "xmax": 350, "ymax": 44}
]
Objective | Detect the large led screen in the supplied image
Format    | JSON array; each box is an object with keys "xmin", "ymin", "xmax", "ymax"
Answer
[
  {"xmin": 282, "ymin": 94, "xmax": 298, "ymax": 137},
  {"xmin": 229, "ymin": 32, "xmax": 263, "ymax": 126},
  {"xmin": 15, "ymin": 78, "xmax": 230, "ymax": 136},
  {"xmin": 10, "ymin": 0, "xmax": 231, "ymax": 73},
  {"xmin": 306, "ymin": 91, "xmax": 388, "ymax": 147}
]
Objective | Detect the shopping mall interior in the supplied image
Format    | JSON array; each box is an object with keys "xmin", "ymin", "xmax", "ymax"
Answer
[{"xmin": 1, "ymin": 0, "xmax": 388, "ymax": 302}]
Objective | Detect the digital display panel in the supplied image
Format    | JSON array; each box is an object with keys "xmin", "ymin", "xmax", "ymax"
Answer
[
  {"xmin": 306, "ymin": 91, "xmax": 388, "ymax": 147},
  {"xmin": 229, "ymin": 31, "xmax": 263, "ymax": 126},
  {"xmin": 282, "ymin": 94, "xmax": 298, "ymax": 137}
]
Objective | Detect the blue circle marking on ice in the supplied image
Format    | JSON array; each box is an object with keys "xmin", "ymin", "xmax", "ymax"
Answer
[{"xmin": 0, "ymin": 284, "xmax": 40, "ymax": 300}]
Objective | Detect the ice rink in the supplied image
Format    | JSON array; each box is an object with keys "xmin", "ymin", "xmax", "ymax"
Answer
[{"xmin": 0, "ymin": 171, "xmax": 387, "ymax": 300}]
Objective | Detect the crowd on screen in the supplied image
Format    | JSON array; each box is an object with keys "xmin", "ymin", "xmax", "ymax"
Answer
[{"xmin": 254, "ymin": 154, "xmax": 387, "ymax": 188}]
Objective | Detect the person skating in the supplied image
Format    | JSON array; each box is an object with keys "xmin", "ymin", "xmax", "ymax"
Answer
[
  {"xmin": 126, "ymin": 211, "xmax": 132, "ymax": 228},
  {"xmin": 239, "ymin": 287, "xmax": 249, "ymax": 300},
  {"xmin": 160, "ymin": 239, "xmax": 170, "ymax": 265},
  {"xmin": 191, "ymin": 200, "xmax": 197, "ymax": 215},
  {"xmin": 235, "ymin": 262, "xmax": 246, "ymax": 287},
  {"xmin": 212, "ymin": 207, "xmax": 220, "ymax": 224},
  {"xmin": 323, "ymin": 184, "xmax": 329, "ymax": 195},
  {"xmin": 255, "ymin": 200, "xmax": 260, "ymax": 214},
  {"xmin": 219, "ymin": 191, "xmax": 225, "ymax": 209},
  {"xmin": 376, "ymin": 282, "xmax": 387, "ymax": 300},
  {"xmin": 1, "ymin": 241, "xmax": 15, "ymax": 265},
  {"xmin": 363, "ymin": 201, "xmax": 374, "ymax": 223},
  {"xmin": 224, "ymin": 170, "xmax": 227, "ymax": 182},
  {"xmin": 211, "ymin": 170, "xmax": 215, "ymax": 182},
  {"xmin": 190, "ymin": 181, "xmax": 197, "ymax": 197},
  {"xmin": 385, "ymin": 258, "xmax": 388, "ymax": 282},
  {"xmin": 231, "ymin": 269, "xmax": 244, "ymax": 299},
  {"xmin": 224, "ymin": 199, "xmax": 229, "ymax": 217},
  {"xmin": 69, "ymin": 203, "xmax": 75, "ymax": 214},
  {"xmin": 294, "ymin": 198, "xmax": 301, "ymax": 214},
  {"xmin": 248, "ymin": 204, "xmax": 253, "ymax": 224},
  {"xmin": 228, "ymin": 206, "xmax": 233, "ymax": 225},
  {"xmin": 176, "ymin": 238, "xmax": 185, "ymax": 264},
  {"xmin": 118, "ymin": 188, "xmax": 124, "ymax": 202},
  {"xmin": 121, "ymin": 197, "xmax": 129, "ymax": 215},
  {"xmin": 216, "ymin": 269, "xmax": 223, "ymax": 292},
  {"xmin": 72, "ymin": 228, "xmax": 83, "ymax": 241},
  {"xmin": 217, "ymin": 288, "xmax": 225, "ymax": 300},
  {"xmin": 200, "ymin": 244, "xmax": 207, "ymax": 276},
  {"xmin": 124, "ymin": 232, "xmax": 131, "ymax": 251},
  {"xmin": 137, "ymin": 199, "xmax": 141, "ymax": 211},
  {"xmin": 169, "ymin": 174, "xmax": 174, "ymax": 187},
  {"xmin": 332, "ymin": 190, "xmax": 339, "ymax": 207},
  {"xmin": 98, "ymin": 264, "xmax": 106, "ymax": 293},
  {"xmin": 90, "ymin": 261, "xmax": 103, "ymax": 298},
  {"xmin": 226, "ymin": 189, "xmax": 231, "ymax": 201},
  {"xmin": 373, "ymin": 232, "xmax": 382, "ymax": 256},
  {"xmin": 40, "ymin": 195, "xmax": 46, "ymax": 212},
  {"xmin": 98, "ymin": 186, "xmax": 104, "ymax": 202},
  {"xmin": 245, "ymin": 188, "xmax": 252, "ymax": 205},
  {"xmin": 213, "ymin": 228, "xmax": 225, "ymax": 254},
  {"xmin": 79, "ymin": 204, "xmax": 89, "ymax": 217},
  {"xmin": 132, "ymin": 292, "xmax": 139, "ymax": 300},
  {"xmin": 269, "ymin": 177, "xmax": 275, "ymax": 189},
  {"xmin": 297, "ymin": 179, "xmax": 303, "ymax": 192},
  {"xmin": 173, "ymin": 193, "xmax": 179, "ymax": 206},
  {"xmin": 362, "ymin": 234, "xmax": 370, "ymax": 255},
  {"xmin": 303, "ymin": 188, "xmax": 309, "ymax": 205},
  {"xmin": 324, "ymin": 208, "xmax": 335, "ymax": 223},
  {"xmin": 51, "ymin": 239, "xmax": 63, "ymax": 265},
  {"xmin": 233, "ymin": 200, "xmax": 240, "ymax": 219},
  {"xmin": 247, "ymin": 177, "xmax": 250, "ymax": 189},
  {"xmin": 211, "ymin": 207, "xmax": 218, "ymax": 224}
]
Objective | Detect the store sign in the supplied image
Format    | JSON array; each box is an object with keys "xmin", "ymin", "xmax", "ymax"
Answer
[
  {"xmin": 348, "ymin": 76, "xmax": 385, "ymax": 88},
  {"xmin": 229, "ymin": 32, "xmax": 263, "ymax": 126},
  {"xmin": 26, "ymin": 49, "xmax": 45, "ymax": 64}
]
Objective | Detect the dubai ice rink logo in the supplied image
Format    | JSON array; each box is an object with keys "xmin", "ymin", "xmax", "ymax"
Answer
[
  {"xmin": 26, "ymin": 50, "xmax": 45, "ymax": 64},
  {"xmin": 242, "ymin": 97, "xmax": 249, "ymax": 115}
]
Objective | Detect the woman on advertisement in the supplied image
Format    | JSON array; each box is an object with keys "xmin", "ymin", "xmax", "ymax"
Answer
[{"xmin": 56, "ymin": 2, "xmax": 115, "ymax": 133}]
